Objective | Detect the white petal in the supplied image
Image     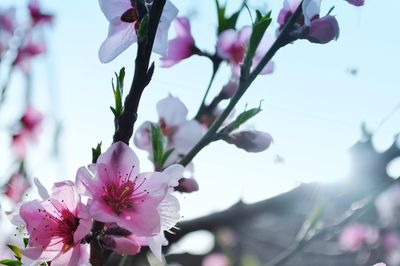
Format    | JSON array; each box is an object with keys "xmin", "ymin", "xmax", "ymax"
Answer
[
  {"xmin": 99, "ymin": 18, "xmax": 137, "ymax": 63},
  {"xmin": 98, "ymin": 0, "xmax": 131, "ymax": 21},
  {"xmin": 156, "ymin": 96, "xmax": 188, "ymax": 126},
  {"xmin": 158, "ymin": 194, "xmax": 180, "ymax": 230},
  {"xmin": 172, "ymin": 120, "xmax": 205, "ymax": 154},
  {"xmin": 302, "ymin": 0, "xmax": 321, "ymax": 25},
  {"xmin": 162, "ymin": 164, "xmax": 184, "ymax": 187},
  {"xmin": 153, "ymin": 0, "xmax": 179, "ymax": 55},
  {"xmin": 34, "ymin": 177, "xmax": 50, "ymax": 200}
]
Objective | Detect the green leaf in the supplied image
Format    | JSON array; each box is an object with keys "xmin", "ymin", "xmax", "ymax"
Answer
[
  {"xmin": 216, "ymin": 0, "xmax": 244, "ymax": 34},
  {"xmin": 22, "ymin": 238, "xmax": 28, "ymax": 248},
  {"xmin": 161, "ymin": 148, "xmax": 175, "ymax": 167},
  {"xmin": 0, "ymin": 259, "xmax": 22, "ymax": 266},
  {"xmin": 111, "ymin": 67, "xmax": 125, "ymax": 119},
  {"xmin": 224, "ymin": 105, "xmax": 262, "ymax": 133},
  {"xmin": 6, "ymin": 245, "xmax": 21, "ymax": 260},
  {"xmin": 151, "ymin": 124, "xmax": 166, "ymax": 169},
  {"xmin": 246, "ymin": 10, "xmax": 272, "ymax": 67},
  {"xmin": 92, "ymin": 142, "xmax": 102, "ymax": 164}
]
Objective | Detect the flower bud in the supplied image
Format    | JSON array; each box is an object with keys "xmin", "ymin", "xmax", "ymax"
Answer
[
  {"xmin": 176, "ymin": 178, "xmax": 199, "ymax": 193},
  {"xmin": 345, "ymin": 0, "xmax": 364, "ymax": 6},
  {"xmin": 219, "ymin": 79, "xmax": 239, "ymax": 100},
  {"xmin": 100, "ymin": 235, "xmax": 141, "ymax": 255},
  {"xmin": 228, "ymin": 130, "xmax": 273, "ymax": 153},
  {"xmin": 307, "ymin": 16, "xmax": 340, "ymax": 44}
]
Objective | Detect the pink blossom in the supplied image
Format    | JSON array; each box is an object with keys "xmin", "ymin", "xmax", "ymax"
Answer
[
  {"xmin": 346, "ymin": 0, "xmax": 365, "ymax": 6},
  {"xmin": 11, "ymin": 106, "xmax": 43, "ymax": 158},
  {"xmin": 100, "ymin": 234, "xmax": 141, "ymax": 256},
  {"xmin": 0, "ymin": 7, "xmax": 16, "ymax": 33},
  {"xmin": 76, "ymin": 142, "xmax": 183, "ymax": 237},
  {"xmin": 161, "ymin": 17, "xmax": 196, "ymax": 67},
  {"xmin": 217, "ymin": 26, "xmax": 274, "ymax": 77},
  {"xmin": 219, "ymin": 77, "xmax": 239, "ymax": 100},
  {"xmin": 134, "ymin": 96, "xmax": 205, "ymax": 165},
  {"xmin": 98, "ymin": 0, "xmax": 178, "ymax": 63},
  {"xmin": 202, "ymin": 253, "xmax": 231, "ymax": 266},
  {"xmin": 4, "ymin": 172, "xmax": 30, "ymax": 203},
  {"xmin": 339, "ymin": 223, "xmax": 379, "ymax": 252},
  {"xmin": 13, "ymin": 39, "xmax": 46, "ymax": 72},
  {"xmin": 20, "ymin": 180, "xmax": 92, "ymax": 266},
  {"xmin": 278, "ymin": 0, "xmax": 340, "ymax": 44},
  {"xmin": 28, "ymin": 0, "xmax": 54, "ymax": 26}
]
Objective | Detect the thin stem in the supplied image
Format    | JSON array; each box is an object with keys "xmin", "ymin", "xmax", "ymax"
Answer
[
  {"xmin": 195, "ymin": 60, "xmax": 221, "ymax": 120},
  {"xmin": 180, "ymin": 4, "xmax": 303, "ymax": 166}
]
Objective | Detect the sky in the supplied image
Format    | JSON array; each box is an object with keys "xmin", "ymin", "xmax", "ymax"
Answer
[{"xmin": 1, "ymin": 0, "xmax": 400, "ymax": 227}]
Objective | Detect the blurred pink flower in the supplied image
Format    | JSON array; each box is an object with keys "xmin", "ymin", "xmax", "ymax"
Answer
[
  {"xmin": 98, "ymin": 0, "xmax": 178, "ymax": 63},
  {"xmin": 4, "ymin": 172, "xmax": 30, "ymax": 203},
  {"xmin": 202, "ymin": 253, "xmax": 231, "ymax": 266},
  {"xmin": 0, "ymin": 7, "xmax": 16, "ymax": 33},
  {"xmin": 20, "ymin": 180, "xmax": 92, "ymax": 266},
  {"xmin": 339, "ymin": 223, "xmax": 379, "ymax": 252},
  {"xmin": 76, "ymin": 142, "xmax": 183, "ymax": 237},
  {"xmin": 161, "ymin": 17, "xmax": 195, "ymax": 67},
  {"xmin": 13, "ymin": 39, "xmax": 46, "ymax": 72},
  {"xmin": 11, "ymin": 106, "xmax": 43, "ymax": 158},
  {"xmin": 216, "ymin": 26, "xmax": 274, "ymax": 77},
  {"xmin": 134, "ymin": 95, "xmax": 205, "ymax": 165},
  {"xmin": 28, "ymin": 0, "xmax": 54, "ymax": 26}
]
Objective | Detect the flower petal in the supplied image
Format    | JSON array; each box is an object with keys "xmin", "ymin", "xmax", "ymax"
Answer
[
  {"xmin": 156, "ymin": 96, "xmax": 188, "ymax": 126},
  {"xmin": 99, "ymin": 17, "xmax": 137, "ymax": 63},
  {"xmin": 98, "ymin": 0, "xmax": 131, "ymax": 21}
]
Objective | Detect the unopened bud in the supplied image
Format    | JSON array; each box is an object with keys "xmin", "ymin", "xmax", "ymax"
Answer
[
  {"xmin": 219, "ymin": 79, "xmax": 239, "ymax": 100},
  {"xmin": 227, "ymin": 130, "xmax": 273, "ymax": 153},
  {"xmin": 100, "ymin": 235, "xmax": 141, "ymax": 255},
  {"xmin": 176, "ymin": 178, "xmax": 199, "ymax": 193},
  {"xmin": 306, "ymin": 16, "xmax": 340, "ymax": 44}
]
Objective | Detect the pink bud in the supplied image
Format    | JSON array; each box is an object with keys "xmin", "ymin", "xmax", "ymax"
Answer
[
  {"xmin": 219, "ymin": 78, "xmax": 239, "ymax": 100},
  {"xmin": 345, "ymin": 0, "xmax": 365, "ymax": 6},
  {"xmin": 229, "ymin": 131, "xmax": 273, "ymax": 153},
  {"xmin": 176, "ymin": 178, "xmax": 199, "ymax": 193},
  {"xmin": 202, "ymin": 253, "xmax": 231, "ymax": 266},
  {"xmin": 307, "ymin": 16, "xmax": 340, "ymax": 44},
  {"xmin": 101, "ymin": 235, "xmax": 141, "ymax": 256}
]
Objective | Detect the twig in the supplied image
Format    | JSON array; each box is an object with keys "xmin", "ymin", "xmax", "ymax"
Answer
[
  {"xmin": 113, "ymin": 0, "xmax": 166, "ymax": 144},
  {"xmin": 179, "ymin": 3, "xmax": 303, "ymax": 167}
]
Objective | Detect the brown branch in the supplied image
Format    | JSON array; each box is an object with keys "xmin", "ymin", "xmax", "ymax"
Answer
[{"xmin": 113, "ymin": 0, "xmax": 166, "ymax": 144}]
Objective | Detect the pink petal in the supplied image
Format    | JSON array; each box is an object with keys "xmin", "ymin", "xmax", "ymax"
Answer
[
  {"xmin": 217, "ymin": 29, "xmax": 239, "ymax": 59},
  {"xmin": 34, "ymin": 177, "xmax": 50, "ymax": 200},
  {"xmin": 147, "ymin": 233, "xmax": 167, "ymax": 261},
  {"xmin": 73, "ymin": 203, "xmax": 92, "ymax": 243},
  {"xmin": 106, "ymin": 236, "xmax": 141, "ymax": 255},
  {"xmin": 97, "ymin": 142, "xmax": 141, "ymax": 184},
  {"xmin": 133, "ymin": 121, "xmax": 153, "ymax": 151},
  {"xmin": 99, "ymin": 17, "xmax": 137, "ymax": 63},
  {"xmin": 51, "ymin": 181, "xmax": 78, "ymax": 212},
  {"xmin": 174, "ymin": 17, "xmax": 191, "ymax": 37},
  {"xmin": 156, "ymin": 96, "xmax": 188, "ymax": 127},
  {"xmin": 307, "ymin": 16, "xmax": 340, "ymax": 44},
  {"xmin": 98, "ymin": 0, "xmax": 131, "ymax": 21}
]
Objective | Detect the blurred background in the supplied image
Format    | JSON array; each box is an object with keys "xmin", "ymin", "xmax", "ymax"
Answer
[{"xmin": 1, "ymin": 0, "xmax": 400, "ymax": 265}]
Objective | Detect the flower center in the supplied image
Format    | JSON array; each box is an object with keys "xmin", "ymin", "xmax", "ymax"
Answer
[
  {"xmin": 57, "ymin": 209, "xmax": 80, "ymax": 245},
  {"xmin": 102, "ymin": 182, "xmax": 135, "ymax": 215},
  {"xmin": 230, "ymin": 44, "xmax": 246, "ymax": 65}
]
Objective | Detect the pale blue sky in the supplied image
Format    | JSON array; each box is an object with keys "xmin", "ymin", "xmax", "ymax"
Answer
[{"xmin": 1, "ymin": 0, "xmax": 400, "ymax": 222}]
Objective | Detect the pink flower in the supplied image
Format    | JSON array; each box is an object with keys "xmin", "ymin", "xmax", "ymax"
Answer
[
  {"xmin": 134, "ymin": 96, "xmax": 205, "ymax": 166},
  {"xmin": 339, "ymin": 223, "xmax": 379, "ymax": 252},
  {"xmin": 19, "ymin": 180, "xmax": 92, "ymax": 266},
  {"xmin": 13, "ymin": 39, "xmax": 46, "ymax": 72},
  {"xmin": 217, "ymin": 26, "xmax": 274, "ymax": 77},
  {"xmin": 0, "ymin": 7, "xmax": 16, "ymax": 33},
  {"xmin": 346, "ymin": 0, "xmax": 365, "ymax": 6},
  {"xmin": 4, "ymin": 172, "xmax": 30, "ymax": 204},
  {"xmin": 76, "ymin": 142, "xmax": 183, "ymax": 237},
  {"xmin": 160, "ymin": 17, "xmax": 195, "ymax": 67},
  {"xmin": 278, "ymin": 0, "xmax": 340, "ymax": 44},
  {"xmin": 28, "ymin": 0, "xmax": 54, "ymax": 26},
  {"xmin": 11, "ymin": 106, "xmax": 43, "ymax": 158},
  {"xmin": 202, "ymin": 253, "xmax": 231, "ymax": 266},
  {"xmin": 98, "ymin": 0, "xmax": 178, "ymax": 63}
]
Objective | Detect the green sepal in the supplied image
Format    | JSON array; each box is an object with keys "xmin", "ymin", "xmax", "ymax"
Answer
[
  {"xmin": 6, "ymin": 244, "xmax": 21, "ymax": 261},
  {"xmin": 0, "ymin": 259, "xmax": 22, "ymax": 266},
  {"xmin": 92, "ymin": 142, "xmax": 102, "ymax": 164}
]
